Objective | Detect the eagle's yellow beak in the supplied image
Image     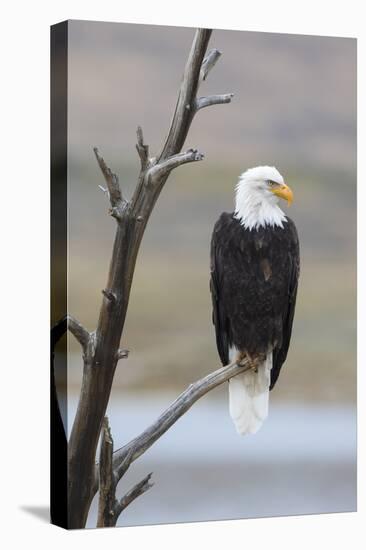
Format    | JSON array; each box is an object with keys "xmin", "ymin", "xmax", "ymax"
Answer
[{"xmin": 271, "ymin": 183, "xmax": 293, "ymax": 206}]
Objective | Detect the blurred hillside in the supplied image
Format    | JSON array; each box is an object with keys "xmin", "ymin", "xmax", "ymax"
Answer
[
  {"xmin": 67, "ymin": 21, "xmax": 356, "ymax": 172},
  {"xmin": 66, "ymin": 21, "xmax": 356, "ymax": 403}
]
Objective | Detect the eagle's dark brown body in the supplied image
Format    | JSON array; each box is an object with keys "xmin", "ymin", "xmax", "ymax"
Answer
[{"xmin": 210, "ymin": 212, "xmax": 300, "ymax": 389}]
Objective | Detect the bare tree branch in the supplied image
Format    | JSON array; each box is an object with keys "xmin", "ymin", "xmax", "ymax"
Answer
[
  {"xmin": 97, "ymin": 417, "xmax": 116, "ymax": 527},
  {"xmin": 89, "ymin": 357, "xmax": 251, "ymax": 513},
  {"xmin": 199, "ymin": 48, "xmax": 222, "ymax": 83},
  {"xmin": 158, "ymin": 29, "xmax": 212, "ymax": 161},
  {"xmin": 94, "ymin": 147, "xmax": 127, "ymax": 221},
  {"xmin": 113, "ymin": 358, "xmax": 251, "ymax": 481},
  {"xmin": 96, "ymin": 417, "xmax": 154, "ymax": 527},
  {"xmin": 116, "ymin": 349, "xmax": 129, "ymax": 360},
  {"xmin": 115, "ymin": 473, "xmax": 154, "ymax": 518},
  {"xmin": 149, "ymin": 148, "xmax": 204, "ymax": 181},
  {"xmin": 196, "ymin": 93, "xmax": 234, "ymax": 111},
  {"xmin": 96, "ymin": 417, "xmax": 153, "ymax": 527},
  {"xmin": 101, "ymin": 288, "xmax": 117, "ymax": 303},
  {"xmin": 67, "ymin": 314, "xmax": 90, "ymax": 353},
  {"xmin": 136, "ymin": 126, "xmax": 149, "ymax": 170}
]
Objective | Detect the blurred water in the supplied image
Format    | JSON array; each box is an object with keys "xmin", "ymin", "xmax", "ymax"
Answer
[{"xmin": 67, "ymin": 393, "xmax": 356, "ymax": 528}]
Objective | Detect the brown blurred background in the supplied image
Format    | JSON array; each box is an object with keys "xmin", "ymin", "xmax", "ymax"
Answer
[{"xmin": 65, "ymin": 21, "xmax": 356, "ymax": 526}]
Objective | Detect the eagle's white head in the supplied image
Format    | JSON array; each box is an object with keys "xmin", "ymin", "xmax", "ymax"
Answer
[{"xmin": 234, "ymin": 166, "xmax": 293, "ymax": 230}]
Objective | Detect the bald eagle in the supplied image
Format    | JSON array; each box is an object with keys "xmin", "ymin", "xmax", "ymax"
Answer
[{"xmin": 210, "ymin": 166, "xmax": 300, "ymax": 435}]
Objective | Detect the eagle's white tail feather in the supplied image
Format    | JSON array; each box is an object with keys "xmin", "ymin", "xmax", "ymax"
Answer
[{"xmin": 228, "ymin": 350, "xmax": 272, "ymax": 435}]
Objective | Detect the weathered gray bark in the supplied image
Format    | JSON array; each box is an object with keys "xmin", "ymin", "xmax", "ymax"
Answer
[
  {"xmin": 96, "ymin": 415, "xmax": 154, "ymax": 527},
  {"xmin": 94, "ymin": 358, "xmax": 250, "ymax": 527},
  {"xmin": 67, "ymin": 28, "xmax": 233, "ymax": 529},
  {"xmin": 112, "ymin": 359, "xmax": 251, "ymax": 482},
  {"xmin": 96, "ymin": 417, "xmax": 115, "ymax": 527}
]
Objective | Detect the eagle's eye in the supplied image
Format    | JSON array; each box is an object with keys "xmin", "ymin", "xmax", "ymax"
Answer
[{"xmin": 267, "ymin": 179, "xmax": 276, "ymax": 187}]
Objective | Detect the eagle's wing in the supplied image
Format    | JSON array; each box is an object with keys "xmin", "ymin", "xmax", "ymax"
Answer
[
  {"xmin": 270, "ymin": 217, "xmax": 300, "ymax": 389},
  {"xmin": 210, "ymin": 215, "xmax": 231, "ymax": 366}
]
